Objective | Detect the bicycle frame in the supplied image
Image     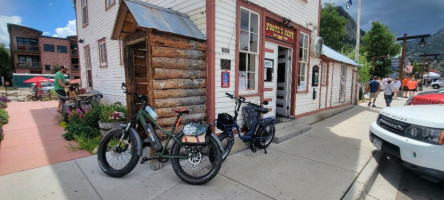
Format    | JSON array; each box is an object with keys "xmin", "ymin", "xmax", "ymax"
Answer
[{"xmin": 123, "ymin": 97, "xmax": 189, "ymax": 160}]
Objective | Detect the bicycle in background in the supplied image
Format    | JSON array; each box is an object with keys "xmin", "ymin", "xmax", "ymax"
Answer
[{"xmin": 216, "ymin": 93, "xmax": 276, "ymax": 160}]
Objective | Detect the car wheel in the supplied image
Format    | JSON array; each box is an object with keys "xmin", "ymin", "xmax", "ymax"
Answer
[{"xmin": 432, "ymin": 85, "xmax": 439, "ymax": 89}]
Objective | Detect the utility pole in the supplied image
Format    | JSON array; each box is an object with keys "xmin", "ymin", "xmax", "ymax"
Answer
[
  {"xmin": 396, "ymin": 34, "xmax": 430, "ymax": 82},
  {"xmin": 354, "ymin": 0, "xmax": 361, "ymax": 62}
]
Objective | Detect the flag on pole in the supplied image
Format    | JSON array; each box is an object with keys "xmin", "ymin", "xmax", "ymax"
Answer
[{"xmin": 346, "ymin": 0, "xmax": 352, "ymax": 9}]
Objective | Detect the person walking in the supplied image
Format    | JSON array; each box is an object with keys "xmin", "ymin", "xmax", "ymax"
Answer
[
  {"xmin": 393, "ymin": 77, "xmax": 401, "ymax": 100},
  {"xmin": 368, "ymin": 76, "xmax": 380, "ymax": 107},
  {"xmin": 408, "ymin": 78, "xmax": 418, "ymax": 98},
  {"xmin": 402, "ymin": 75, "xmax": 410, "ymax": 98},
  {"xmin": 54, "ymin": 65, "xmax": 69, "ymax": 112},
  {"xmin": 383, "ymin": 78, "xmax": 395, "ymax": 107}
]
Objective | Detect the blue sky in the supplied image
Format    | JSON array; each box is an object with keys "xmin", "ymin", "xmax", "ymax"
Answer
[
  {"xmin": 0, "ymin": 0, "xmax": 76, "ymax": 47},
  {"xmin": 322, "ymin": 0, "xmax": 444, "ymax": 37}
]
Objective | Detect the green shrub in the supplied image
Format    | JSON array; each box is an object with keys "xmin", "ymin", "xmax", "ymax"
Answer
[
  {"xmin": 0, "ymin": 109, "xmax": 8, "ymax": 126},
  {"xmin": 73, "ymin": 135, "xmax": 101, "ymax": 154},
  {"xmin": 0, "ymin": 126, "xmax": 3, "ymax": 141},
  {"xmin": 0, "ymin": 101, "xmax": 7, "ymax": 108},
  {"xmin": 63, "ymin": 123, "xmax": 100, "ymax": 140},
  {"xmin": 49, "ymin": 89, "xmax": 57, "ymax": 97},
  {"xmin": 82, "ymin": 104, "xmax": 102, "ymax": 128}
]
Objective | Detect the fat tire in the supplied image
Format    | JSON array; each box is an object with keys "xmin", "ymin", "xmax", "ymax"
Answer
[
  {"xmin": 171, "ymin": 135, "xmax": 222, "ymax": 185},
  {"xmin": 97, "ymin": 129, "xmax": 140, "ymax": 177},
  {"xmin": 254, "ymin": 124, "xmax": 275, "ymax": 149},
  {"xmin": 433, "ymin": 85, "xmax": 440, "ymax": 89},
  {"xmin": 218, "ymin": 133, "xmax": 233, "ymax": 161}
]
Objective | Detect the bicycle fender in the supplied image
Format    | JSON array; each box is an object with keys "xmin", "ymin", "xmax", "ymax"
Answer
[
  {"xmin": 120, "ymin": 125, "xmax": 143, "ymax": 157},
  {"xmin": 175, "ymin": 132, "xmax": 224, "ymax": 152}
]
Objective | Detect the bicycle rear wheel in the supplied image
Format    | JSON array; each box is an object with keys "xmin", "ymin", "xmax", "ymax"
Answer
[
  {"xmin": 218, "ymin": 132, "xmax": 233, "ymax": 161},
  {"xmin": 97, "ymin": 128, "xmax": 140, "ymax": 177},
  {"xmin": 254, "ymin": 124, "xmax": 275, "ymax": 149},
  {"xmin": 171, "ymin": 135, "xmax": 222, "ymax": 185}
]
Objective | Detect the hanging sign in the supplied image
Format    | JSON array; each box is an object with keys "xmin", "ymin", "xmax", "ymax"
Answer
[
  {"xmin": 221, "ymin": 71, "xmax": 230, "ymax": 88},
  {"xmin": 265, "ymin": 21, "xmax": 295, "ymax": 44}
]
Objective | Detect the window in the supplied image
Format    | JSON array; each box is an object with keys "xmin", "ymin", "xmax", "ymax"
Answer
[
  {"xmin": 321, "ymin": 63, "xmax": 327, "ymax": 84},
  {"xmin": 57, "ymin": 45, "xmax": 68, "ymax": 53},
  {"xmin": 81, "ymin": 0, "xmax": 88, "ymax": 26},
  {"xmin": 339, "ymin": 63, "xmax": 347, "ymax": 102},
  {"xmin": 84, "ymin": 45, "xmax": 93, "ymax": 88},
  {"xmin": 105, "ymin": 0, "xmax": 115, "ymax": 10},
  {"xmin": 43, "ymin": 44, "xmax": 55, "ymax": 52},
  {"xmin": 45, "ymin": 65, "xmax": 51, "ymax": 71},
  {"xmin": 298, "ymin": 32, "xmax": 309, "ymax": 90},
  {"xmin": 98, "ymin": 38, "xmax": 108, "ymax": 67},
  {"xmin": 238, "ymin": 8, "xmax": 259, "ymax": 93},
  {"xmin": 16, "ymin": 37, "xmax": 37, "ymax": 46},
  {"xmin": 17, "ymin": 55, "xmax": 39, "ymax": 68}
]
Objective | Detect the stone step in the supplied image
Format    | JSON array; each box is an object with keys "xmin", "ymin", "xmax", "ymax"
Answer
[
  {"xmin": 275, "ymin": 118, "xmax": 299, "ymax": 132},
  {"xmin": 273, "ymin": 124, "xmax": 311, "ymax": 144}
]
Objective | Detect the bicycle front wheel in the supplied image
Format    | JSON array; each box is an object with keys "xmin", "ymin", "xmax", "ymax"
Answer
[
  {"xmin": 171, "ymin": 135, "xmax": 222, "ymax": 185},
  {"xmin": 97, "ymin": 128, "xmax": 140, "ymax": 177},
  {"xmin": 218, "ymin": 132, "xmax": 233, "ymax": 161}
]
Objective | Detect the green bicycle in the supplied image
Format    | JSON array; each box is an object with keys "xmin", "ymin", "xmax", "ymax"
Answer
[{"xmin": 97, "ymin": 83, "xmax": 223, "ymax": 185}]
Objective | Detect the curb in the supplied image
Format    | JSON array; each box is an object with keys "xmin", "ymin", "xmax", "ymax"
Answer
[{"xmin": 342, "ymin": 150, "xmax": 384, "ymax": 200}]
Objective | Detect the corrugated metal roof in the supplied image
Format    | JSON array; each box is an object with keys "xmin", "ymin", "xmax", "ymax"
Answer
[
  {"xmin": 321, "ymin": 44, "xmax": 360, "ymax": 66},
  {"xmin": 124, "ymin": 0, "xmax": 206, "ymax": 40}
]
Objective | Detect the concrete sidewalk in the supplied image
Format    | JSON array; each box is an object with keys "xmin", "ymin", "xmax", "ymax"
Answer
[{"xmin": 0, "ymin": 94, "xmax": 409, "ymax": 200}]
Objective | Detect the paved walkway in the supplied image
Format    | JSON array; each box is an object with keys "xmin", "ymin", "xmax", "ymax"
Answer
[
  {"xmin": 0, "ymin": 93, "xmax": 411, "ymax": 199},
  {"xmin": 0, "ymin": 100, "xmax": 90, "ymax": 175}
]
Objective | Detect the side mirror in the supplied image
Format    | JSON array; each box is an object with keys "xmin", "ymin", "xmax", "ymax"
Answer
[{"xmin": 263, "ymin": 101, "xmax": 268, "ymax": 105}]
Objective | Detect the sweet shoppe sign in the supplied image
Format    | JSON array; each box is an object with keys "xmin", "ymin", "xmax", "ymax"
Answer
[{"xmin": 265, "ymin": 21, "xmax": 295, "ymax": 44}]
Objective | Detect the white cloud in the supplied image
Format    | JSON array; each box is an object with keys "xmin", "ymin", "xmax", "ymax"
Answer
[
  {"xmin": 43, "ymin": 31, "xmax": 51, "ymax": 36},
  {"xmin": 0, "ymin": 15, "xmax": 22, "ymax": 47},
  {"xmin": 52, "ymin": 19, "xmax": 76, "ymax": 38}
]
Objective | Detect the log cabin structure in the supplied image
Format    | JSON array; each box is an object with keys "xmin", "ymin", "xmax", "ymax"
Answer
[{"xmin": 111, "ymin": 0, "xmax": 208, "ymax": 132}]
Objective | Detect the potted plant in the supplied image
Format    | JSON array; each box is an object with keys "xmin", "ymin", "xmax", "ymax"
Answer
[{"xmin": 98, "ymin": 102, "xmax": 127, "ymax": 136}]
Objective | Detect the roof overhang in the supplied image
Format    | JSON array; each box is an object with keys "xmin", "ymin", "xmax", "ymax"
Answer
[
  {"xmin": 112, "ymin": 0, "xmax": 206, "ymax": 41},
  {"xmin": 321, "ymin": 45, "xmax": 361, "ymax": 67}
]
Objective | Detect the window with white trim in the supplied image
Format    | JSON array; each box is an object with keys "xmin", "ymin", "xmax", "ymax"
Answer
[
  {"xmin": 238, "ymin": 8, "xmax": 259, "ymax": 93},
  {"xmin": 81, "ymin": 0, "xmax": 88, "ymax": 25},
  {"xmin": 105, "ymin": 0, "xmax": 115, "ymax": 10},
  {"xmin": 322, "ymin": 63, "xmax": 327, "ymax": 84},
  {"xmin": 298, "ymin": 32, "xmax": 309, "ymax": 90},
  {"xmin": 98, "ymin": 39, "xmax": 107, "ymax": 67},
  {"xmin": 84, "ymin": 45, "xmax": 93, "ymax": 88}
]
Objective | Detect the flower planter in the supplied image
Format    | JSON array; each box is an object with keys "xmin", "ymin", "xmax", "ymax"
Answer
[{"xmin": 98, "ymin": 120, "xmax": 123, "ymax": 136}]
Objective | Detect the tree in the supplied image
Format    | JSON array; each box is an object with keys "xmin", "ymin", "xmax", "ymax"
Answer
[
  {"xmin": 0, "ymin": 43, "xmax": 12, "ymax": 83},
  {"xmin": 344, "ymin": 48, "xmax": 372, "ymax": 84},
  {"xmin": 362, "ymin": 22, "xmax": 401, "ymax": 78},
  {"xmin": 320, "ymin": 3, "xmax": 349, "ymax": 51}
]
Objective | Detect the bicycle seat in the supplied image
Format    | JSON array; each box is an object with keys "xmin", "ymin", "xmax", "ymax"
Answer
[
  {"xmin": 255, "ymin": 107, "xmax": 269, "ymax": 114},
  {"xmin": 171, "ymin": 107, "xmax": 189, "ymax": 114}
]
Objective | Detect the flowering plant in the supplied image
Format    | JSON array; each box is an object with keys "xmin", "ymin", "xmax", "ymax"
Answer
[{"xmin": 99, "ymin": 102, "xmax": 127, "ymax": 123}]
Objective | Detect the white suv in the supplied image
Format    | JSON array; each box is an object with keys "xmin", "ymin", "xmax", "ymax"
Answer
[
  {"xmin": 369, "ymin": 105, "xmax": 444, "ymax": 183},
  {"xmin": 431, "ymin": 79, "xmax": 444, "ymax": 89}
]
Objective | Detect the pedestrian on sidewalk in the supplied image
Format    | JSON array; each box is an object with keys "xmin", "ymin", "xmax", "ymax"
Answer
[
  {"xmin": 402, "ymin": 75, "xmax": 410, "ymax": 98},
  {"xmin": 393, "ymin": 77, "xmax": 401, "ymax": 100},
  {"xmin": 408, "ymin": 78, "xmax": 418, "ymax": 98},
  {"xmin": 54, "ymin": 65, "xmax": 69, "ymax": 113},
  {"xmin": 368, "ymin": 76, "xmax": 380, "ymax": 107},
  {"xmin": 383, "ymin": 78, "xmax": 394, "ymax": 107}
]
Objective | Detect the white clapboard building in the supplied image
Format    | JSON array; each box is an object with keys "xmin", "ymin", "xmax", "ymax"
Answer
[{"xmin": 75, "ymin": 0, "xmax": 359, "ymax": 128}]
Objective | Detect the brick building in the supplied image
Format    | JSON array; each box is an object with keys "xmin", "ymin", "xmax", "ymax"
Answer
[{"xmin": 7, "ymin": 23, "xmax": 80, "ymax": 79}]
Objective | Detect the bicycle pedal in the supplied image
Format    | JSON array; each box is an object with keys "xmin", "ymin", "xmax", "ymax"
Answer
[
  {"xmin": 250, "ymin": 146, "xmax": 257, "ymax": 153},
  {"xmin": 140, "ymin": 156, "xmax": 159, "ymax": 164}
]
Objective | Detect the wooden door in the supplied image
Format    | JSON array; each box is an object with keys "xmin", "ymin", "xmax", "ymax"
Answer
[{"xmin": 276, "ymin": 47, "xmax": 292, "ymax": 117}]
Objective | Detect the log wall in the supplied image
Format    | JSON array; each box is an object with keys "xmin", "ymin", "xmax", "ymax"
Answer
[{"xmin": 149, "ymin": 31, "xmax": 207, "ymax": 128}]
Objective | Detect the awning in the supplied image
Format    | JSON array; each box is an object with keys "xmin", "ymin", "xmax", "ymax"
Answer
[
  {"xmin": 112, "ymin": 0, "xmax": 206, "ymax": 40},
  {"xmin": 321, "ymin": 45, "xmax": 360, "ymax": 66}
]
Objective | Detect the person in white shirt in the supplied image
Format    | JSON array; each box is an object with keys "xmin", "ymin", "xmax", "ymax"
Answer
[
  {"xmin": 393, "ymin": 77, "xmax": 401, "ymax": 100},
  {"xmin": 383, "ymin": 78, "xmax": 395, "ymax": 107}
]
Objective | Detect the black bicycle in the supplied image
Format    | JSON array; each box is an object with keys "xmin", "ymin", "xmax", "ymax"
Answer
[
  {"xmin": 217, "ymin": 93, "xmax": 276, "ymax": 160},
  {"xmin": 97, "ymin": 83, "xmax": 223, "ymax": 185}
]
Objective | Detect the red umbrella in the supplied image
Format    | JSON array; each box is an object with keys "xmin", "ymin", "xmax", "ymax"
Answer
[{"xmin": 24, "ymin": 76, "xmax": 53, "ymax": 88}]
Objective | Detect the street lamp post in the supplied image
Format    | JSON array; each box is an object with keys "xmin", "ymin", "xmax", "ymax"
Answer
[{"xmin": 396, "ymin": 34, "xmax": 430, "ymax": 82}]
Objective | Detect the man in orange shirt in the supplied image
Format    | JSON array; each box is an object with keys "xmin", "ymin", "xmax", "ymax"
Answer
[{"xmin": 402, "ymin": 75, "xmax": 410, "ymax": 98}]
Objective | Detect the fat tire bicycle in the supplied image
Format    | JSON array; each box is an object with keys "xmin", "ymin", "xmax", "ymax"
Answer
[
  {"xmin": 97, "ymin": 83, "xmax": 223, "ymax": 185},
  {"xmin": 217, "ymin": 93, "xmax": 276, "ymax": 161}
]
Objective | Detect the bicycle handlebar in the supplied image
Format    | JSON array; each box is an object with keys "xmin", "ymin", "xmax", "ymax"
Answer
[{"xmin": 121, "ymin": 82, "xmax": 148, "ymax": 102}]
